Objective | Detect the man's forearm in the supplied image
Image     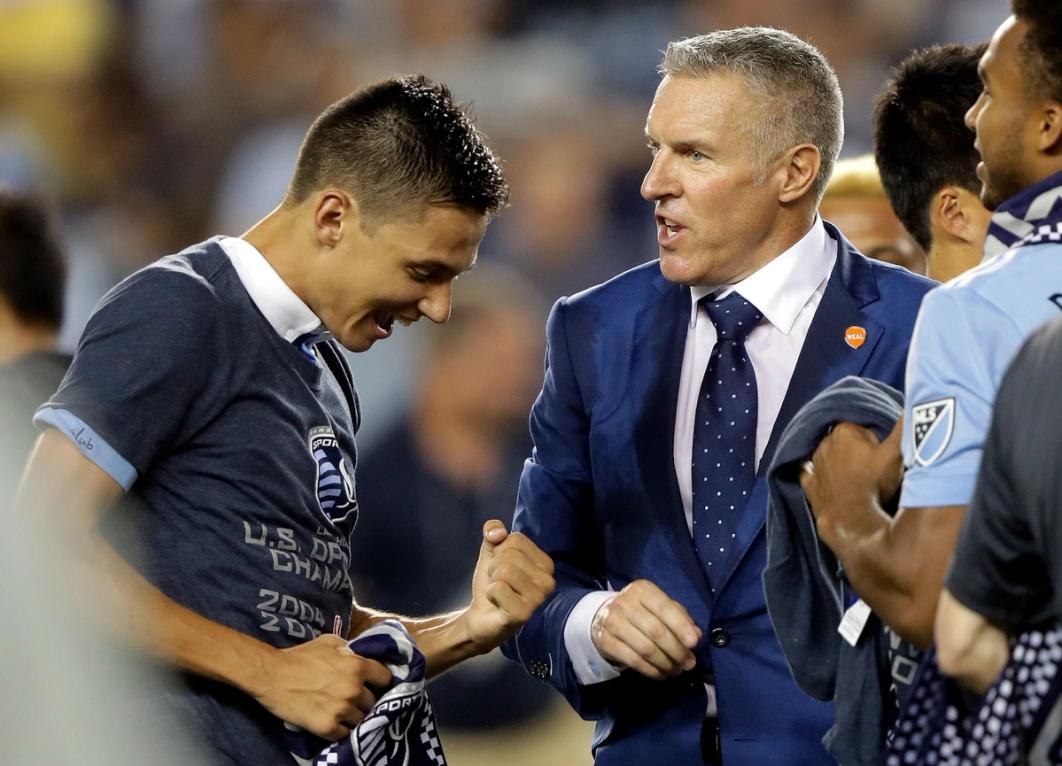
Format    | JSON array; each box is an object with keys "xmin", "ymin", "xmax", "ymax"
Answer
[
  {"xmin": 936, "ymin": 589, "xmax": 1009, "ymax": 694},
  {"xmin": 94, "ymin": 532, "xmax": 278, "ymax": 695},
  {"xmin": 350, "ymin": 606, "xmax": 482, "ymax": 678},
  {"xmin": 18, "ymin": 432, "xmax": 278, "ymax": 698},
  {"xmin": 816, "ymin": 500, "xmax": 944, "ymax": 649}
]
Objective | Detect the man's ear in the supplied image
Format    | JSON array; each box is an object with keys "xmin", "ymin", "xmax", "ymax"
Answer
[
  {"xmin": 313, "ymin": 190, "xmax": 356, "ymax": 248},
  {"xmin": 777, "ymin": 144, "xmax": 821, "ymax": 205},
  {"xmin": 1036, "ymin": 98, "xmax": 1062, "ymax": 155},
  {"xmin": 933, "ymin": 186, "xmax": 988, "ymax": 245}
]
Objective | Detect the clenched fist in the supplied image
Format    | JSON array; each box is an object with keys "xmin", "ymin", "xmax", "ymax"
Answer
[
  {"xmin": 591, "ymin": 579, "xmax": 702, "ymax": 680},
  {"xmin": 252, "ymin": 633, "xmax": 392, "ymax": 740},
  {"xmin": 464, "ymin": 520, "xmax": 556, "ymax": 652}
]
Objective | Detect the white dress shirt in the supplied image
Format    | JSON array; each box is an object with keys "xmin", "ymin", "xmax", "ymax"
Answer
[{"xmin": 563, "ymin": 218, "xmax": 838, "ymax": 692}]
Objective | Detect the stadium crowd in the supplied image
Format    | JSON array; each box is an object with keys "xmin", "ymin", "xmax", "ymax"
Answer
[{"xmin": 4, "ymin": 0, "xmax": 1062, "ymax": 764}]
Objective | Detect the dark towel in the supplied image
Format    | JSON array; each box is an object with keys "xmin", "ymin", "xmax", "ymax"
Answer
[
  {"xmin": 764, "ymin": 375, "xmax": 919, "ymax": 766},
  {"xmin": 285, "ymin": 620, "xmax": 446, "ymax": 766}
]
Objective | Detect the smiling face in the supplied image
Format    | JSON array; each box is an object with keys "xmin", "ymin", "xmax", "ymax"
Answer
[
  {"xmin": 312, "ymin": 203, "xmax": 487, "ymax": 352},
  {"xmin": 966, "ymin": 16, "xmax": 1039, "ymax": 210},
  {"xmin": 641, "ymin": 73, "xmax": 792, "ymax": 286}
]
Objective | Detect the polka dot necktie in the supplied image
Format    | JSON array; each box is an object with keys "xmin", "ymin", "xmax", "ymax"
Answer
[{"xmin": 692, "ymin": 291, "xmax": 763, "ymax": 591}]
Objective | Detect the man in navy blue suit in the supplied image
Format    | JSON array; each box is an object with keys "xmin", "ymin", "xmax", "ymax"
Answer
[{"xmin": 502, "ymin": 27, "xmax": 935, "ymax": 765}]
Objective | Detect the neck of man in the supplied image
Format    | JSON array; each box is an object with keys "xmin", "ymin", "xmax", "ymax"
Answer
[
  {"xmin": 927, "ymin": 238, "xmax": 983, "ymax": 284},
  {"xmin": 241, "ymin": 203, "xmax": 314, "ymax": 302},
  {"xmin": 738, "ymin": 204, "xmax": 818, "ymax": 281}
]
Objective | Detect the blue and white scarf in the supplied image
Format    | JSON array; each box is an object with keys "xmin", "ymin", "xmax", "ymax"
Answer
[
  {"xmin": 286, "ymin": 620, "xmax": 447, "ymax": 766},
  {"xmin": 984, "ymin": 169, "xmax": 1062, "ymax": 260}
]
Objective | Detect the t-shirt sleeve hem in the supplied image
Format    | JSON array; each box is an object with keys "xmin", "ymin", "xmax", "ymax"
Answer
[
  {"xmin": 899, "ymin": 469, "xmax": 978, "ymax": 509},
  {"xmin": 33, "ymin": 407, "xmax": 138, "ymax": 491}
]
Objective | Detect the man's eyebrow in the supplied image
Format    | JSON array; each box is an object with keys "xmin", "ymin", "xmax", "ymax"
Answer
[
  {"xmin": 977, "ymin": 62, "xmax": 989, "ymax": 85},
  {"xmin": 416, "ymin": 258, "xmax": 476, "ymax": 278}
]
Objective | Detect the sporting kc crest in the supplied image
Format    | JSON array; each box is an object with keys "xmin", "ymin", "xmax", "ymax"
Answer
[
  {"xmin": 911, "ymin": 398, "xmax": 955, "ymax": 467},
  {"xmin": 308, "ymin": 426, "xmax": 358, "ymax": 527}
]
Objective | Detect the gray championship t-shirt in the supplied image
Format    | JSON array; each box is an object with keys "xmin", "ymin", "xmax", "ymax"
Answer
[{"xmin": 37, "ymin": 239, "xmax": 360, "ymax": 764}]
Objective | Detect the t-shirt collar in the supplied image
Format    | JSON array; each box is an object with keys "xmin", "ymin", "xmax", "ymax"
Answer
[
  {"xmin": 689, "ymin": 216, "xmax": 832, "ymax": 335},
  {"xmin": 217, "ymin": 236, "xmax": 328, "ymax": 344}
]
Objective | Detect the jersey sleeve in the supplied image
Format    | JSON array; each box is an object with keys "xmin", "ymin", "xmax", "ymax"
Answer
[
  {"xmin": 35, "ymin": 259, "xmax": 229, "ymax": 489},
  {"xmin": 900, "ymin": 288, "xmax": 1022, "ymax": 508}
]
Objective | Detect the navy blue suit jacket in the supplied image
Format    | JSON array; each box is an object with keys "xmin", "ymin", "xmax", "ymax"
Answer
[{"xmin": 503, "ymin": 224, "xmax": 935, "ymax": 765}]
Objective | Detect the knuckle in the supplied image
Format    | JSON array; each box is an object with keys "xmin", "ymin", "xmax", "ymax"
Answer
[
  {"xmin": 646, "ymin": 622, "xmax": 667, "ymax": 643},
  {"xmin": 540, "ymin": 574, "xmax": 556, "ymax": 595}
]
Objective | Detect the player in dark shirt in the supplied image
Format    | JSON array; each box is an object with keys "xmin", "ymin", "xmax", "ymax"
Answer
[
  {"xmin": 937, "ymin": 315, "xmax": 1062, "ymax": 692},
  {"xmin": 14, "ymin": 76, "xmax": 555, "ymax": 764},
  {"xmin": 0, "ymin": 188, "xmax": 70, "ymax": 486}
]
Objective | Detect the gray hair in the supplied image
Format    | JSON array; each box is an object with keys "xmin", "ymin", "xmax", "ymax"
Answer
[{"xmin": 660, "ymin": 27, "xmax": 844, "ymax": 202}]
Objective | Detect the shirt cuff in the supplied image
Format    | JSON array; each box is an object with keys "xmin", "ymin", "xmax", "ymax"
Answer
[
  {"xmin": 563, "ymin": 590, "xmax": 624, "ymax": 685},
  {"xmin": 898, "ymin": 468, "xmax": 978, "ymax": 509},
  {"xmin": 34, "ymin": 408, "xmax": 138, "ymax": 491}
]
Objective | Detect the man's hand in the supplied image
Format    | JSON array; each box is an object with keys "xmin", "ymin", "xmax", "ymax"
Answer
[
  {"xmin": 590, "ymin": 579, "xmax": 702, "ymax": 680},
  {"xmin": 251, "ymin": 634, "xmax": 392, "ymax": 741},
  {"xmin": 464, "ymin": 520, "xmax": 556, "ymax": 652},
  {"xmin": 800, "ymin": 419, "xmax": 904, "ymax": 535}
]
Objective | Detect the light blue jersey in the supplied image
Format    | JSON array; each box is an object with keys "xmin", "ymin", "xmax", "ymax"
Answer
[{"xmin": 900, "ymin": 242, "xmax": 1062, "ymax": 508}]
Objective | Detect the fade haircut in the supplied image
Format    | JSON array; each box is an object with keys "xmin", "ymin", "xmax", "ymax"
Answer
[
  {"xmin": 0, "ymin": 188, "xmax": 65, "ymax": 330},
  {"xmin": 873, "ymin": 44, "xmax": 985, "ymax": 252},
  {"xmin": 1012, "ymin": 0, "xmax": 1062, "ymax": 103},
  {"xmin": 660, "ymin": 26, "xmax": 844, "ymax": 202},
  {"xmin": 287, "ymin": 74, "xmax": 509, "ymax": 230}
]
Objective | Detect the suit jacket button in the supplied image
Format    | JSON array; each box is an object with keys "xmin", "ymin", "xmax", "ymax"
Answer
[{"xmin": 710, "ymin": 627, "xmax": 730, "ymax": 648}]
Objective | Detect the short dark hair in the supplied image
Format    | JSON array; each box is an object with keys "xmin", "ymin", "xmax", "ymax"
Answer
[
  {"xmin": 1013, "ymin": 0, "xmax": 1062, "ymax": 102},
  {"xmin": 0, "ymin": 188, "xmax": 65, "ymax": 330},
  {"xmin": 873, "ymin": 44, "xmax": 986, "ymax": 252},
  {"xmin": 287, "ymin": 74, "xmax": 509, "ymax": 228}
]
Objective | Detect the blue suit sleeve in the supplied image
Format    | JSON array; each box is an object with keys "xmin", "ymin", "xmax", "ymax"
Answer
[
  {"xmin": 900, "ymin": 288, "xmax": 1022, "ymax": 508},
  {"xmin": 502, "ymin": 298, "xmax": 624, "ymax": 718}
]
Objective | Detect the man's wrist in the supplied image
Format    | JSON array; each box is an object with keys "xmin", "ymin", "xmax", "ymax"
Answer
[
  {"xmin": 218, "ymin": 631, "xmax": 279, "ymax": 700},
  {"xmin": 564, "ymin": 591, "xmax": 624, "ymax": 685}
]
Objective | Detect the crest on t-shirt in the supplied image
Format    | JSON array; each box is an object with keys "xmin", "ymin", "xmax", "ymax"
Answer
[
  {"xmin": 911, "ymin": 397, "xmax": 955, "ymax": 467},
  {"xmin": 351, "ymin": 689, "xmax": 427, "ymax": 766},
  {"xmin": 308, "ymin": 426, "xmax": 358, "ymax": 527}
]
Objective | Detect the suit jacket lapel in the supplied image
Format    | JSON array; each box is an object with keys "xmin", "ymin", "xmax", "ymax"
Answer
[
  {"xmin": 630, "ymin": 274, "xmax": 715, "ymax": 599},
  {"xmin": 716, "ymin": 227, "xmax": 884, "ymax": 592}
]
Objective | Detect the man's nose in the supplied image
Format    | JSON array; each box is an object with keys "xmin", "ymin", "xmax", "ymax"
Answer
[
  {"xmin": 419, "ymin": 282, "xmax": 453, "ymax": 324},
  {"xmin": 641, "ymin": 152, "xmax": 679, "ymax": 201}
]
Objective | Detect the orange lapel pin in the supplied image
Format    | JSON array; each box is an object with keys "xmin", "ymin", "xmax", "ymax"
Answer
[{"xmin": 844, "ymin": 325, "xmax": 867, "ymax": 349}]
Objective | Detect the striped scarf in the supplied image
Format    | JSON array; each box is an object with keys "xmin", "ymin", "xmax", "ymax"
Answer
[
  {"xmin": 984, "ymin": 169, "xmax": 1062, "ymax": 260},
  {"xmin": 286, "ymin": 620, "xmax": 447, "ymax": 766}
]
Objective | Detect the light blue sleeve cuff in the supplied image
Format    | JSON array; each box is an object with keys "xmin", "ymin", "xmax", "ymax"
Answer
[
  {"xmin": 899, "ymin": 466, "xmax": 977, "ymax": 509},
  {"xmin": 563, "ymin": 590, "xmax": 624, "ymax": 685},
  {"xmin": 33, "ymin": 408, "xmax": 138, "ymax": 491}
]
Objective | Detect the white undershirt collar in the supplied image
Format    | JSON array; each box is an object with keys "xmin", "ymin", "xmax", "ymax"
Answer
[{"xmin": 217, "ymin": 236, "xmax": 328, "ymax": 344}]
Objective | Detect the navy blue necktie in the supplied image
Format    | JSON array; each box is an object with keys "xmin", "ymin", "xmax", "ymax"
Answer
[{"xmin": 692, "ymin": 292, "xmax": 763, "ymax": 591}]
